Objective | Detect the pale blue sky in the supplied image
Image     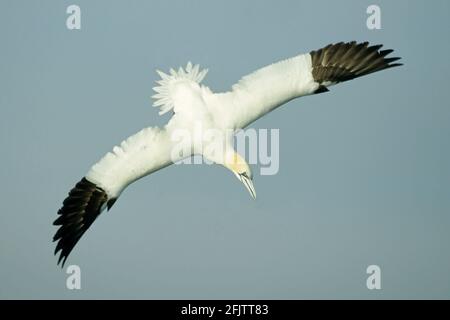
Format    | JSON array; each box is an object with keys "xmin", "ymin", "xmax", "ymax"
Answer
[{"xmin": 0, "ymin": 0, "xmax": 449, "ymax": 299}]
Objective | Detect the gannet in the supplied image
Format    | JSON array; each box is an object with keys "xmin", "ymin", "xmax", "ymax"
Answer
[{"xmin": 53, "ymin": 41, "xmax": 402, "ymax": 266}]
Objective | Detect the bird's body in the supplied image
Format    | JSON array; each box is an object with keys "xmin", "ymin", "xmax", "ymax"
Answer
[{"xmin": 53, "ymin": 41, "xmax": 402, "ymax": 266}]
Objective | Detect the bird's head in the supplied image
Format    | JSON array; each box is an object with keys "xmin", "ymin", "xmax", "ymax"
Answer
[{"xmin": 224, "ymin": 151, "xmax": 256, "ymax": 200}]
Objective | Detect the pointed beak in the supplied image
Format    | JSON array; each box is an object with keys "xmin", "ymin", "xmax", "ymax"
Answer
[{"xmin": 236, "ymin": 173, "xmax": 256, "ymax": 200}]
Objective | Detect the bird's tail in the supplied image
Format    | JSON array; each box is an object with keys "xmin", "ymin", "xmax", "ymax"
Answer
[
  {"xmin": 152, "ymin": 62, "xmax": 208, "ymax": 115},
  {"xmin": 310, "ymin": 41, "xmax": 402, "ymax": 93}
]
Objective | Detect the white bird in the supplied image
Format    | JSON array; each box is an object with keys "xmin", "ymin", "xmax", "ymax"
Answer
[{"xmin": 53, "ymin": 41, "xmax": 402, "ymax": 266}]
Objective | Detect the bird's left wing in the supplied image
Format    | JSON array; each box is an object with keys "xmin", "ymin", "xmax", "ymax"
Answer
[
  {"xmin": 53, "ymin": 126, "xmax": 175, "ymax": 266},
  {"xmin": 211, "ymin": 41, "xmax": 401, "ymax": 129}
]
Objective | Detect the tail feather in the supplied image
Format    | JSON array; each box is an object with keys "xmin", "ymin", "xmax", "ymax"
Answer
[{"xmin": 152, "ymin": 62, "xmax": 208, "ymax": 115}]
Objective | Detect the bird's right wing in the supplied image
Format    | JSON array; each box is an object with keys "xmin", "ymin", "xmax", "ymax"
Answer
[
  {"xmin": 211, "ymin": 41, "xmax": 401, "ymax": 129},
  {"xmin": 53, "ymin": 126, "xmax": 175, "ymax": 266}
]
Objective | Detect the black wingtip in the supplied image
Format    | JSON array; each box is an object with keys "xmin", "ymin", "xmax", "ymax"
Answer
[
  {"xmin": 314, "ymin": 85, "xmax": 330, "ymax": 94},
  {"xmin": 310, "ymin": 41, "xmax": 402, "ymax": 86},
  {"xmin": 107, "ymin": 198, "xmax": 117, "ymax": 211},
  {"xmin": 57, "ymin": 253, "xmax": 68, "ymax": 268},
  {"xmin": 53, "ymin": 177, "xmax": 109, "ymax": 267}
]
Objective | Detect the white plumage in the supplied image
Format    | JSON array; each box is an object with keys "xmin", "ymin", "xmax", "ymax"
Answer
[
  {"xmin": 152, "ymin": 62, "xmax": 209, "ymax": 115},
  {"xmin": 53, "ymin": 41, "xmax": 402, "ymax": 266},
  {"xmin": 212, "ymin": 53, "xmax": 318, "ymax": 129},
  {"xmin": 86, "ymin": 127, "xmax": 172, "ymax": 198}
]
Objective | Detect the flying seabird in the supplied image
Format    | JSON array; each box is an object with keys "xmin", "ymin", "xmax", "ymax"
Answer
[{"xmin": 53, "ymin": 41, "xmax": 402, "ymax": 266}]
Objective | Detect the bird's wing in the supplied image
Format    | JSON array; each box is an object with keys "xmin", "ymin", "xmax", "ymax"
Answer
[
  {"xmin": 53, "ymin": 126, "xmax": 175, "ymax": 266},
  {"xmin": 211, "ymin": 41, "xmax": 402, "ymax": 129}
]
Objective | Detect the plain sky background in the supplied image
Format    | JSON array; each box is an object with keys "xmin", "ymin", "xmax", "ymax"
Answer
[{"xmin": 1, "ymin": 0, "xmax": 449, "ymax": 299}]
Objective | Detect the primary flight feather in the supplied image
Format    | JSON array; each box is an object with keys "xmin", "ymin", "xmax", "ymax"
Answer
[{"xmin": 53, "ymin": 41, "xmax": 402, "ymax": 266}]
